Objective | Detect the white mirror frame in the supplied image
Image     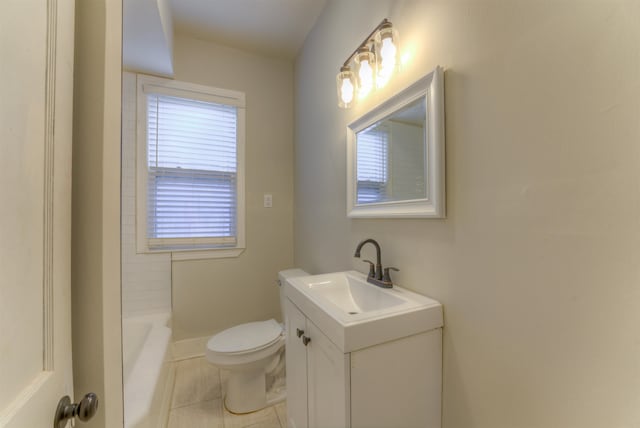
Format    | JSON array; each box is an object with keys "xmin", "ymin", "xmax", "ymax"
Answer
[{"xmin": 347, "ymin": 66, "xmax": 445, "ymax": 218}]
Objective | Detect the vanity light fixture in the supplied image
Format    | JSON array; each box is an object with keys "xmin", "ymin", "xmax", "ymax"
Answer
[{"xmin": 336, "ymin": 18, "xmax": 400, "ymax": 108}]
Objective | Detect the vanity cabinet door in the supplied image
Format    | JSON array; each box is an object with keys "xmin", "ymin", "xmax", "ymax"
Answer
[
  {"xmin": 285, "ymin": 299, "xmax": 309, "ymax": 428},
  {"xmin": 306, "ymin": 320, "xmax": 350, "ymax": 428},
  {"xmin": 285, "ymin": 298, "xmax": 351, "ymax": 428}
]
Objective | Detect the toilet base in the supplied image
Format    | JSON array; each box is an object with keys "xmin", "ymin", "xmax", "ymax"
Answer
[
  {"xmin": 223, "ymin": 364, "xmax": 286, "ymax": 414},
  {"xmin": 225, "ymin": 367, "xmax": 267, "ymax": 414}
]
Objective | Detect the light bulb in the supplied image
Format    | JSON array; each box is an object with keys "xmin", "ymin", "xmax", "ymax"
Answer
[
  {"xmin": 336, "ymin": 67, "xmax": 355, "ymax": 108},
  {"xmin": 374, "ymin": 23, "xmax": 399, "ymax": 88},
  {"xmin": 380, "ymin": 37, "xmax": 397, "ymax": 62},
  {"xmin": 377, "ymin": 39, "xmax": 396, "ymax": 88},
  {"xmin": 340, "ymin": 78, "xmax": 354, "ymax": 104},
  {"xmin": 355, "ymin": 47, "xmax": 375, "ymax": 99},
  {"xmin": 358, "ymin": 59, "xmax": 373, "ymax": 98}
]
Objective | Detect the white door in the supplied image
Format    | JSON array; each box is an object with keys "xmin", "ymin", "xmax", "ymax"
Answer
[{"xmin": 0, "ymin": 1, "xmax": 77, "ymax": 427}]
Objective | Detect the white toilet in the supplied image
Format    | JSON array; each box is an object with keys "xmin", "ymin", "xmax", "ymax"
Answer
[{"xmin": 205, "ymin": 268, "xmax": 308, "ymax": 414}]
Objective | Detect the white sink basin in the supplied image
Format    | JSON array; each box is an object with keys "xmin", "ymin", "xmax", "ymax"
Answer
[
  {"xmin": 305, "ymin": 272, "xmax": 405, "ymax": 314},
  {"xmin": 285, "ymin": 271, "xmax": 442, "ymax": 352}
]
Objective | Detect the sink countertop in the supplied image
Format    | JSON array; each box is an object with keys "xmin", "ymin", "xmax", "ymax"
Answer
[{"xmin": 284, "ymin": 270, "xmax": 443, "ymax": 353}]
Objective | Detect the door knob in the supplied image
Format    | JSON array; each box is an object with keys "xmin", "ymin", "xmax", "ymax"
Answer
[
  {"xmin": 302, "ymin": 336, "xmax": 311, "ymax": 346},
  {"xmin": 296, "ymin": 328, "xmax": 304, "ymax": 337},
  {"xmin": 53, "ymin": 392, "xmax": 98, "ymax": 428}
]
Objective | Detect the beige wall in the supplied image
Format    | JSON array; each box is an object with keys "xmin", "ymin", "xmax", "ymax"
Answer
[
  {"xmin": 295, "ymin": 1, "xmax": 640, "ymax": 427},
  {"xmin": 171, "ymin": 34, "xmax": 295, "ymax": 341},
  {"xmin": 72, "ymin": 0, "xmax": 123, "ymax": 426}
]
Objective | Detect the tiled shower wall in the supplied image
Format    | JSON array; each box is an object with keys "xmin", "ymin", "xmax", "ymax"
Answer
[{"xmin": 121, "ymin": 71, "xmax": 171, "ymax": 318}]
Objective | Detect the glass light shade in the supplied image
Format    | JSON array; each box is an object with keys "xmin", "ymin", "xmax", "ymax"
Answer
[
  {"xmin": 354, "ymin": 47, "xmax": 375, "ymax": 99},
  {"xmin": 374, "ymin": 24, "xmax": 399, "ymax": 88},
  {"xmin": 336, "ymin": 67, "xmax": 356, "ymax": 108}
]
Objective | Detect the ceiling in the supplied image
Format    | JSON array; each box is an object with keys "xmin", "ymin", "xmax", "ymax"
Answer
[{"xmin": 168, "ymin": 0, "xmax": 327, "ymax": 60}]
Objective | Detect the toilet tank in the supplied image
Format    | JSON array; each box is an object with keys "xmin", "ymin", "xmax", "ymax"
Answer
[{"xmin": 277, "ymin": 269, "xmax": 308, "ymax": 326}]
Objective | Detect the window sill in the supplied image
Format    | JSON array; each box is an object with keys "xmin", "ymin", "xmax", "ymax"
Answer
[
  {"xmin": 136, "ymin": 247, "xmax": 245, "ymax": 260},
  {"xmin": 170, "ymin": 248, "xmax": 245, "ymax": 261}
]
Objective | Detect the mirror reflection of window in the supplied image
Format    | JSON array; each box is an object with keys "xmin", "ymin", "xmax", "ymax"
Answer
[
  {"xmin": 356, "ymin": 124, "xmax": 389, "ymax": 204},
  {"xmin": 355, "ymin": 97, "xmax": 427, "ymax": 205}
]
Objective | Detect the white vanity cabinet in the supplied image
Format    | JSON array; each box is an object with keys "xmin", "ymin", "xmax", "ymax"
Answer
[
  {"xmin": 285, "ymin": 297, "xmax": 443, "ymax": 428},
  {"xmin": 285, "ymin": 299, "xmax": 350, "ymax": 428}
]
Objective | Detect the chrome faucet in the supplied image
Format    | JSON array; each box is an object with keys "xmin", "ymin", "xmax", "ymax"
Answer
[{"xmin": 353, "ymin": 238, "xmax": 398, "ymax": 288}]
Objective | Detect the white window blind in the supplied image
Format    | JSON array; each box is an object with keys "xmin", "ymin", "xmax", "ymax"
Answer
[
  {"xmin": 146, "ymin": 93, "xmax": 238, "ymax": 248},
  {"xmin": 356, "ymin": 125, "xmax": 389, "ymax": 204}
]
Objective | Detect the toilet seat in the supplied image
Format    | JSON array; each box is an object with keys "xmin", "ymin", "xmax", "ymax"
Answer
[{"xmin": 208, "ymin": 319, "xmax": 283, "ymax": 355}]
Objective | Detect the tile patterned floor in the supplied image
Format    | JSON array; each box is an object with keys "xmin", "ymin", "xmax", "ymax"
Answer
[{"xmin": 167, "ymin": 357, "xmax": 287, "ymax": 428}]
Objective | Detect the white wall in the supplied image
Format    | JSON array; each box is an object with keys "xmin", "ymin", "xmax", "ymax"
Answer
[
  {"xmin": 170, "ymin": 34, "xmax": 295, "ymax": 341},
  {"xmin": 123, "ymin": 0, "xmax": 174, "ymax": 77},
  {"xmin": 294, "ymin": 1, "xmax": 640, "ymax": 427},
  {"xmin": 121, "ymin": 72, "xmax": 172, "ymax": 318},
  {"xmin": 72, "ymin": 0, "xmax": 123, "ymax": 426}
]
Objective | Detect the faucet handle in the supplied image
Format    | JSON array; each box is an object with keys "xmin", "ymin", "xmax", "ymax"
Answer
[
  {"xmin": 382, "ymin": 267, "xmax": 399, "ymax": 284},
  {"xmin": 362, "ymin": 260, "xmax": 376, "ymax": 278}
]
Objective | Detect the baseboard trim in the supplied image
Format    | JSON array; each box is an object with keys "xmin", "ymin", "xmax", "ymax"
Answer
[{"xmin": 171, "ymin": 336, "xmax": 210, "ymax": 361}]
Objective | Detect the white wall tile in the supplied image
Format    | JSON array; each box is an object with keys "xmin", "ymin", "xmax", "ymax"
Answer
[{"xmin": 121, "ymin": 71, "xmax": 171, "ymax": 318}]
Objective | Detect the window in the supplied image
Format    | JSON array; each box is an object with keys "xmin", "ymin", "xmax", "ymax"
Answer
[
  {"xmin": 136, "ymin": 75, "xmax": 245, "ymax": 257},
  {"xmin": 356, "ymin": 125, "xmax": 389, "ymax": 204}
]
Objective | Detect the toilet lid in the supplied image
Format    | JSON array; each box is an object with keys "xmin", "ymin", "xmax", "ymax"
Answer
[{"xmin": 208, "ymin": 319, "xmax": 282, "ymax": 354}]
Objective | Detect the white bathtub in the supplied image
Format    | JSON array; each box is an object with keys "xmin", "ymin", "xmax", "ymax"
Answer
[{"xmin": 123, "ymin": 313, "xmax": 174, "ymax": 428}]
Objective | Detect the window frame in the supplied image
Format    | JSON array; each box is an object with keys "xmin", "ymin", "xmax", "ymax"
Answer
[{"xmin": 136, "ymin": 74, "xmax": 246, "ymax": 259}]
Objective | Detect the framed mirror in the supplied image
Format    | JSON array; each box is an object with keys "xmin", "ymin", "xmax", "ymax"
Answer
[{"xmin": 347, "ymin": 66, "xmax": 445, "ymax": 218}]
